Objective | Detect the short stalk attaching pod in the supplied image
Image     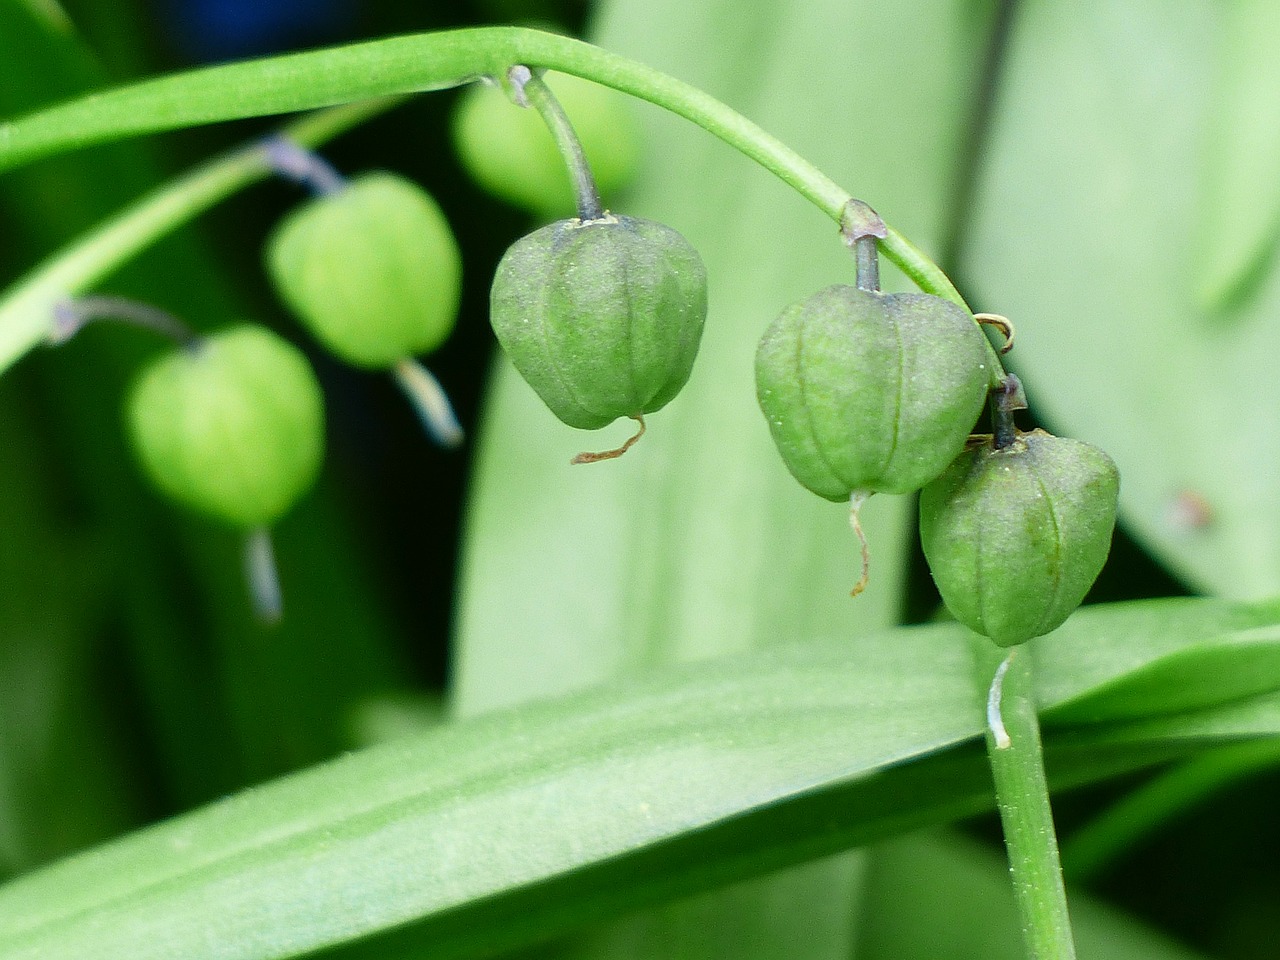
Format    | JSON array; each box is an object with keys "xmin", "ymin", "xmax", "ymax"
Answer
[
  {"xmin": 51, "ymin": 295, "xmax": 203, "ymax": 352},
  {"xmin": 261, "ymin": 135, "xmax": 348, "ymax": 197},
  {"xmin": 244, "ymin": 526, "xmax": 284, "ymax": 624},
  {"xmin": 509, "ymin": 65, "xmax": 604, "ymax": 221},
  {"xmin": 991, "ymin": 373, "xmax": 1027, "ymax": 450},
  {"xmin": 393, "ymin": 357, "xmax": 464, "ymax": 449}
]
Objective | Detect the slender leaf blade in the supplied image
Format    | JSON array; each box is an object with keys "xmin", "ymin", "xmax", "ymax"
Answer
[{"xmin": 1, "ymin": 598, "xmax": 1279, "ymax": 960}]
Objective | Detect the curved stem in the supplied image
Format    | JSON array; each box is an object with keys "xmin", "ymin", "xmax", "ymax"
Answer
[
  {"xmin": 392, "ymin": 358, "xmax": 464, "ymax": 449},
  {"xmin": 0, "ymin": 99, "xmax": 392, "ymax": 375},
  {"xmin": 983, "ymin": 647, "xmax": 1077, "ymax": 960},
  {"xmin": 0, "ymin": 26, "xmax": 1005, "ymax": 381},
  {"xmin": 0, "ymin": 29, "xmax": 849, "ymax": 218},
  {"xmin": 261, "ymin": 135, "xmax": 348, "ymax": 196},
  {"xmin": 513, "ymin": 67, "xmax": 603, "ymax": 221},
  {"xmin": 0, "ymin": 31, "xmax": 978, "ymax": 299},
  {"xmin": 52, "ymin": 295, "xmax": 203, "ymax": 351}
]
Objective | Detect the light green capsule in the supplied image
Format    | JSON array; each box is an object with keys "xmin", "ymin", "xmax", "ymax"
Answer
[
  {"xmin": 266, "ymin": 172, "xmax": 461, "ymax": 369},
  {"xmin": 452, "ymin": 72, "xmax": 638, "ymax": 217},
  {"xmin": 755, "ymin": 285, "xmax": 991, "ymax": 501},
  {"xmin": 126, "ymin": 325, "xmax": 324, "ymax": 527},
  {"xmin": 490, "ymin": 214, "xmax": 707, "ymax": 431},
  {"xmin": 919, "ymin": 429, "xmax": 1120, "ymax": 646}
]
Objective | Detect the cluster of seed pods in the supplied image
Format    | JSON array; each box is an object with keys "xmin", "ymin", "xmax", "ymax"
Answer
[
  {"xmin": 60, "ymin": 61, "xmax": 1117, "ymax": 643},
  {"xmin": 754, "ymin": 223, "xmax": 1120, "ymax": 644}
]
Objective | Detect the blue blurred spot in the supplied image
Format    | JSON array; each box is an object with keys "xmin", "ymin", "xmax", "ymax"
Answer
[{"xmin": 161, "ymin": 0, "xmax": 356, "ymax": 62}]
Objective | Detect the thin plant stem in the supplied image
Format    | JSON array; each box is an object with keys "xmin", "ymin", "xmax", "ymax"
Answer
[
  {"xmin": 51, "ymin": 295, "xmax": 203, "ymax": 351},
  {"xmin": 853, "ymin": 237, "xmax": 880, "ymax": 293},
  {"xmin": 512, "ymin": 66, "xmax": 603, "ymax": 221},
  {"xmin": 0, "ymin": 98, "xmax": 392, "ymax": 375},
  {"xmin": 0, "ymin": 28, "xmax": 999, "ymax": 337},
  {"xmin": 984, "ymin": 646, "xmax": 1077, "ymax": 960},
  {"xmin": 0, "ymin": 28, "xmax": 1007, "ymax": 384},
  {"xmin": 244, "ymin": 527, "xmax": 284, "ymax": 624},
  {"xmin": 261, "ymin": 135, "xmax": 348, "ymax": 196},
  {"xmin": 392, "ymin": 358, "xmax": 464, "ymax": 449}
]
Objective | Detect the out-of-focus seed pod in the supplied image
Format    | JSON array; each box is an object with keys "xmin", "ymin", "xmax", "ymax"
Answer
[
  {"xmin": 126, "ymin": 325, "xmax": 324, "ymax": 527},
  {"xmin": 489, "ymin": 213, "xmax": 707, "ymax": 433},
  {"xmin": 266, "ymin": 172, "xmax": 462, "ymax": 369},
  {"xmin": 919, "ymin": 428, "xmax": 1120, "ymax": 646}
]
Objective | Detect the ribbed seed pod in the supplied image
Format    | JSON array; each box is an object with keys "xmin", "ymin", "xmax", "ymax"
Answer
[
  {"xmin": 919, "ymin": 429, "xmax": 1120, "ymax": 646},
  {"xmin": 755, "ymin": 285, "xmax": 991, "ymax": 501},
  {"xmin": 490, "ymin": 213, "xmax": 707, "ymax": 431},
  {"xmin": 266, "ymin": 172, "xmax": 462, "ymax": 369},
  {"xmin": 126, "ymin": 325, "xmax": 324, "ymax": 527}
]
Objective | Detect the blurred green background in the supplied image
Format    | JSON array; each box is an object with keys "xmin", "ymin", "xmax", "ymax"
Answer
[{"xmin": 3, "ymin": 1, "xmax": 1280, "ymax": 958}]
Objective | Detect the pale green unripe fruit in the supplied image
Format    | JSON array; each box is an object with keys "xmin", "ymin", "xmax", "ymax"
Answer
[
  {"xmin": 266, "ymin": 172, "xmax": 462, "ymax": 369},
  {"xmin": 126, "ymin": 325, "xmax": 324, "ymax": 527},
  {"xmin": 919, "ymin": 429, "xmax": 1120, "ymax": 646},
  {"xmin": 452, "ymin": 73, "xmax": 638, "ymax": 217},
  {"xmin": 755, "ymin": 285, "xmax": 991, "ymax": 501},
  {"xmin": 490, "ymin": 214, "xmax": 707, "ymax": 430}
]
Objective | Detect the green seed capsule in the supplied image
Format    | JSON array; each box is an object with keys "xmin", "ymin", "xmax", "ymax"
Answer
[
  {"xmin": 452, "ymin": 73, "xmax": 638, "ymax": 217},
  {"xmin": 755, "ymin": 285, "xmax": 991, "ymax": 501},
  {"xmin": 126, "ymin": 325, "xmax": 324, "ymax": 527},
  {"xmin": 918, "ymin": 429, "xmax": 1120, "ymax": 646},
  {"xmin": 266, "ymin": 172, "xmax": 462, "ymax": 369},
  {"xmin": 489, "ymin": 214, "xmax": 707, "ymax": 431}
]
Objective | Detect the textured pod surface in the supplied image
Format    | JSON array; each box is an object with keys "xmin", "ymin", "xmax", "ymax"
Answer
[
  {"xmin": 267, "ymin": 171, "xmax": 462, "ymax": 369},
  {"xmin": 755, "ymin": 285, "xmax": 991, "ymax": 501},
  {"xmin": 452, "ymin": 72, "xmax": 638, "ymax": 217},
  {"xmin": 127, "ymin": 325, "xmax": 324, "ymax": 527},
  {"xmin": 489, "ymin": 214, "xmax": 707, "ymax": 430},
  {"xmin": 919, "ymin": 429, "xmax": 1120, "ymax": 646}
]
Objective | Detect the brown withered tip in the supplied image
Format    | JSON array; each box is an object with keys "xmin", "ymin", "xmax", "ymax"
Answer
[{"xmin": 571, "ymin": 414, "xmax": 646, "ymax": 464}]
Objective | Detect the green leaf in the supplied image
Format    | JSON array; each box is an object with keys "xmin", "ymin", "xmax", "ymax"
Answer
[
  {"xmin": 3, "ymin": 597, "xmax": 1280, "ymax": 960},
  {"xmin": 1196, "ymin": 0, "xmax": 1280, "ymax": 309},
  {"xmin": 960, "ymin": 0, "xmax": 1280, "ymax": 597},
  {"xmin": 1037, "ymin": 596, "xmax": 1280, "ymax": 724}
]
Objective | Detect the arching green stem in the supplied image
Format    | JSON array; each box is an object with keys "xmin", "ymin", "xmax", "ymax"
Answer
[{"xmin": 0, "ymin": 27, "xmax": 1003, "ymax": 381}]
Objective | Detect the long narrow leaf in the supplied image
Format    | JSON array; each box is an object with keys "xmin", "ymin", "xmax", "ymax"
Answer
[{"xmin": 1, "ymin": 597, "xmax": 1279, "ymax": 960}]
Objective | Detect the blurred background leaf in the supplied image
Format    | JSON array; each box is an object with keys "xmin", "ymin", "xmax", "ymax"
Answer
[
  {"xmin": 962, "ymin": 0, "xmax": 1280, "ymax": 599},
  {"xmin": 0, "ymin": 0, "xmax": 411, "ymax": 859}
]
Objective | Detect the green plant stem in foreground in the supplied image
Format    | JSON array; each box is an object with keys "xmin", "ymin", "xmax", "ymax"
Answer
[
  {"xmin": 0, "ymin": 99, "xmax": 392, "ymax": 374},
  {"xmin": 984, "ymin": 646, "xmax": 1078, "ymax": 960},
  {"xmin": 0, "ymin": 27, "xmax": 1004, "ymax": 380}
]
